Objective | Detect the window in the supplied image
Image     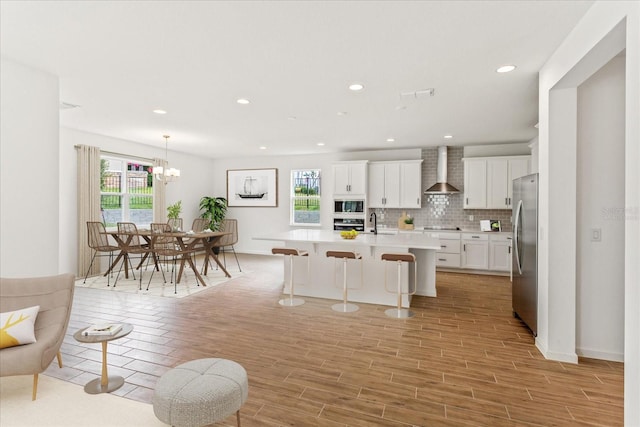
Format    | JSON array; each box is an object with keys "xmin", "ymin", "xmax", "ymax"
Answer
[
  {"xmin": 291, "ymin": 169, "xmax": 321, "ymax": 226},
  {"xmin": 100, "ymin": 156, "xmax": 154, "ymax": 228}
]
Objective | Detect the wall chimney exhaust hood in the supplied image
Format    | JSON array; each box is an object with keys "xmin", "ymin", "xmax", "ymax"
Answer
[{"xmin": 424, "ymin": 146, "xmax": 460, "ymax": 194}]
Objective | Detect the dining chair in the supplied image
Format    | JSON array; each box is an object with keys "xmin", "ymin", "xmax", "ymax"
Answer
[
  {"xmin": 115, "ymin": 222, "xmax": 154, "ymax": 289},
  {"xmin": 211, "ymin": 219, "xmax": 242, "ymax": 272},
  {"xmin": 191, "ymin": 217, "xmax": 210, "ymax": 232},
  {"xmin": 84, "ymin": 221, "xmax": 120, "ymax": 286},
  {"xmin": 189, "ymin": 217, "xmax": 211, "ymax": 267},
  {"xmin": 148, "ymin": 223, "xmax": 196, "ymax": 293}
]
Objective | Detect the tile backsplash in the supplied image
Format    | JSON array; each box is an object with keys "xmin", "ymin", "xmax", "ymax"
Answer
[{"xmin": 368, "ymin": 147, "xmax": 513, "ymax": 232}]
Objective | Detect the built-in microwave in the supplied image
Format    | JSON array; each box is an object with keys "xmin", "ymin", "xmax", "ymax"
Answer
[{"xmin": 334, "ymin": 200, "xmax": 364, "ymax": 214}]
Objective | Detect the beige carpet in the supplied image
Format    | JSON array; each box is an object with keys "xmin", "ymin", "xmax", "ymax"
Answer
[
  {"xmin": 0, "ymin": 375, "xmax": 166, "ymax": 427},
  {"xmin": 76, "ymin": 262, "xmax": 243, "ymax": 298}
]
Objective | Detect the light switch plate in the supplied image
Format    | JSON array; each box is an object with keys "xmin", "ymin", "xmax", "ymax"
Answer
[{"xmin": 591, "ymin": 228, "xmax": 601, "ymax": 242}]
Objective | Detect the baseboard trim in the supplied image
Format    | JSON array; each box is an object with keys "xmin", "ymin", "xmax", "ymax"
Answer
[
  {"xmin": 536, "ymin": 338, "xmax": 579, "ymax": 363},
  {"xmin": 576, "ymin": 347, "xmax": 624, "ymax": 362}
]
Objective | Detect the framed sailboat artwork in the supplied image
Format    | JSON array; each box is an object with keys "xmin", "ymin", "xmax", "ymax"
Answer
[{"xmin": 227, "ymin": 168, "xmax": 278, "ymax": 207}]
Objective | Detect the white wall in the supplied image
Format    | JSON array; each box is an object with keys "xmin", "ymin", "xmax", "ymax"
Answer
[
  {"xmin": 538, "ymin": 2, "xmax": 639, "ymax": 424},
  {"xmin": 210, "ymin": 149, "xmax": 424, "ymax": 255},
  {"xmin": 211, "ymin": 153, "xmax": 352, "ymax": 255},
  {"xmin": 1, "ymin": 59, "xmax": 60, "ymax": 277},
  {"xmin": 59, "ymin": 127, "xmax": 217, "ymax": 275},
  {"xmin": 576, "ymin": 56, "xmax": 625, "ymax": 361}
]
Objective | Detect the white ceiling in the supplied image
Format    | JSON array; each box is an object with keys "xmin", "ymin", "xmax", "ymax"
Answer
[{"xmin": 0, "ymin": 1, "xmax": 593, "ymax": 159}]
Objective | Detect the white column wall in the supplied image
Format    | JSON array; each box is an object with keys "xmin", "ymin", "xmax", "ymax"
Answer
[
  {"xmin": 576, "ymin": 56, "xmax": 625, "ymax": 361},
  {"xmin": 1, "ymin": 58, "xmax": 60, "ymax": 277},
  {"xmin": 538, "ymin": 2, "xmax": 639, "ymax": 424}
]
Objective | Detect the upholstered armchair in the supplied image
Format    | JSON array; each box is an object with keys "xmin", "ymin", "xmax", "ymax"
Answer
[{"xmin": 0, "ymin": 273, "xmax": 75, "ymax": 400}]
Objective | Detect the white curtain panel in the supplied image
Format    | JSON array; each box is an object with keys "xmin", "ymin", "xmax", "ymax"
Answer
[
  {"xmin": 76, "ymin": 145, "xmax": 101, "ymax": 277},
  {"xmin": 153, "ymin": 157, "xmax": 167, "ymax": 223}
]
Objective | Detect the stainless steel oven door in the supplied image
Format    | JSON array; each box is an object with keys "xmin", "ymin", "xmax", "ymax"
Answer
[{"xmin": 333, "ymin": 219, "xmax": 365, "ymax": 231}]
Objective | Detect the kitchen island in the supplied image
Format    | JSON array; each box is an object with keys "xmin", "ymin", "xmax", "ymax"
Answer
[{"xmin": 254, "ymin": 229, "xmax": 441, "ymax": 307}]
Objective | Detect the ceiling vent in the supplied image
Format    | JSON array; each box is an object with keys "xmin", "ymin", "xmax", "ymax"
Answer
[
  {"xmin": 60, "ymin": 102, "xmax": 81, "ymax": 110},
  {"xmin": 400, "ymin": 88, "xmax": 435, "ymax": 99}
]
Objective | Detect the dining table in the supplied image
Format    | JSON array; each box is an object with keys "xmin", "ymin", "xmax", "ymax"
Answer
[{"xmin": 103, "ymin": 228, "xmax": 232, "ymax": 287}]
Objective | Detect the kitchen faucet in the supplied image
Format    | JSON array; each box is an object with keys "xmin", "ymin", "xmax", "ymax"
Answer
[{"xmin": 369, "ymin": 212, "xmax": 377, "ymax": 235}]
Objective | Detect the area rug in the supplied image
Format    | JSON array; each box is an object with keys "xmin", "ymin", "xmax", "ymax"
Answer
[
  {"xmin": 0, "ymin": 375, "xmax": 165, "ymax": 427},
  {"xmin": 76, "ymin": 263, "xmax": 243, "ymax": 299}
]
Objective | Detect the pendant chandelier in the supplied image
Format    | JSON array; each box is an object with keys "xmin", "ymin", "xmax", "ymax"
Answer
[{"xmin": 154, "ymin": 135, "xmax": 180, "ymax": 184}]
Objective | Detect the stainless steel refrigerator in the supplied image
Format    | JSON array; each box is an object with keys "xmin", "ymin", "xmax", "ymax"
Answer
[{"xmin": 512, "ymin": 173, "xmax": 538, "ymax": 336}]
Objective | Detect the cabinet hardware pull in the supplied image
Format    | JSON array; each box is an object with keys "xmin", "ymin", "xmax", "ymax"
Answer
[
  {"xmin": 463, "ymin": 244, "xmax": 466, "ymax": 251},
  {"xmin": 509, "ymin": 247, "xmax": 511, "ymax": 254},
  {"xmin": 505, "ymin": 197, "xmax": 508, "ymax": 205},
  {"xmin": 466, "ymin": 197, "xmax": 469, "ymax": 205},
  {"xmin": 441, "ymin": 245, "xmax": 447, "ymax": 249},
  {"xmin": 438, "ymin": 258, "xmax": 447, "ymax": 262},
  {"xmin": 417, "ymin": 198, "xmax": 420, "ymax": 205},
  {"xmin": 472, "ymin": 236, "xmax": 479, "ymax": 239}
]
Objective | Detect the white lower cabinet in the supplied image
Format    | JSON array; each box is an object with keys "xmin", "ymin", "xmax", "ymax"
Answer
[
  {"xmin": 489, "ymin": 234, "xmax": 512, "ymax": 271},
  {"xmin": 461, "ymin": 233, "xmax": 489, "ymax": 270},
  {"xmin": 429, "ymin": 232, "xmax": 461, "ymax": 268},
  {"xmin": 424, "ymin": 230, "xmax": 512, "ymax": 273}
]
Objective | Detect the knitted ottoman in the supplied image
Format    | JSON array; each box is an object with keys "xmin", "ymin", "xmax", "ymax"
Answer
[{"xmin": 153, "ymin": 358, "xmax": 248, "ymax": 427}]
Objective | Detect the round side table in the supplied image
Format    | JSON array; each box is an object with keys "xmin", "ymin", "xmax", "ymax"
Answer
[{"xmin": 73, "ymin": 323, "xmax": 133, "ymax": 394}]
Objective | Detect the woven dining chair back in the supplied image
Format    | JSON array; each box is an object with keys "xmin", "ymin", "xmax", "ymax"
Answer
[
  {"xmin": 191, "ymin": 218, "xmax": 211, "ymax": 232},
  {"xmin": 87, "ymin": 221, "xmax": 116, "ymax": 251},
  {"xmin": 117, "ymin": 222, "xmax": 145, "ymax": 247},
  {"xmin": 84, "ymin": 221, "xmax": 120, "ymax": 285},
  {"xmin": 151, "ymin": 223, "xmax": 174, "ymax": 252},
  {"xmin": 210, "ymin": 219, "xmax": 242, "ymax": 272}
]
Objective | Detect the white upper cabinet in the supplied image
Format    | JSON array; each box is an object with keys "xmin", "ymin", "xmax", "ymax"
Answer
[
  {"xmin": 400, "ymin": 161, "xmax": 422, "ymax": 208},
  {"xmin": 333, "ymin": 161, "xmax": 368, "ymax": 197},
  {"xmin": 463, "ymin": 159, "xmax": 487, "ymax": 209},
  {"xmin": 488, "ymin": 157, "xmax": 530, "ymax": 209},
  {"xmin": 464, "ymin": 156, "xmax": 530, "ymax": 209},
  {"xmin": 368, "ymin": 160, "xmax": 422, "ymax": 208}
]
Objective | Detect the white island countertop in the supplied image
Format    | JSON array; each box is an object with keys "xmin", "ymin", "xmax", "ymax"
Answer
[
  {"xmin": 254, "ymin": 229, "xmax": 441, "ymax": 302},
  {"xmin": 254, "ymin": 229, "xmax": 442, "ymax": 251}
]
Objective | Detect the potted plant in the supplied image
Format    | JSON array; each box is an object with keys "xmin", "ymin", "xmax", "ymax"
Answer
[
  {"xmin": 199, "ymin": 196, "xmax": 227, "ymax": 231},
  {"xmin": 167, "ymin": 200, "xmax": 182, "ymax": 230},
  {"xmin": 404, "ymin": 215, "xmax": 414, "ymax": 230}
]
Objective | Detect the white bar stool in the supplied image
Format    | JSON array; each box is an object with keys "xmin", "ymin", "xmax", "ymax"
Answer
[
  {"xmin": 326, "ymin": 250, "xmax": 362, "ymax": 313},
  {"xmin": 381, "ymin": 252, "xmax": 417, "ymax": 318},
  {"xmin": 272, "ymin": 248, "xmax": 308, "ymax": 307}
]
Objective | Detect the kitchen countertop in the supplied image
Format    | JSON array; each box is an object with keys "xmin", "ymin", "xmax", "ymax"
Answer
[
  {"xmin": 369, "ymin": 227, "xmax": 513, "ymax": 235},
  {"xmin": 254, "ymin": 229, "xmax": 442, "ymax": 250}
]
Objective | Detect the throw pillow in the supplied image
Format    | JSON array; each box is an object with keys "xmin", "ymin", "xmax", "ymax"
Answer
[{"xmin": 0, "ymin": 305, "xmax": 40, "ymax": 349}]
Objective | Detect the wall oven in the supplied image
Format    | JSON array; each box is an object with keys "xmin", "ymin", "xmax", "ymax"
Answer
[
  {"xmin": 334, "ymin": 200, "xmax": 364, "ymax": 214},
  {"xmin": 333, "ymin": 218, "xmax": 365, "ymax": 232}
]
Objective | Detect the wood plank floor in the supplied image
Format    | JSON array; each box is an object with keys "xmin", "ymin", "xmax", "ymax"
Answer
[{"xmin": 47, "ymin": 254, "xmax": 623, "ymax": 426}]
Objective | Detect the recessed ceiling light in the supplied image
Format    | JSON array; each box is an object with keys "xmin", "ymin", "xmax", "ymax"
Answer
[
  {"xmin": 317, "ymin": 142, "xmax": 325, "ymax": 146},
  {"xmin": 444, "ymin": 135, "xmax": 453, "ymax": 139},
  {"xmin": 496, "ymin": 65, "xmax": 516, "ymax": 73},
  {"xmin": 395, "ymin": 105, "xmax": 407, "ymax": 111},
  {"xmin": 348, "ymin": 83, "xmax": 364, "ymax": 91},
  {"xmin": 337, "ymin": 111, "xmax": 348, "ymax": 116},
  {"xmin": 237, "ymin": 98, "xmax": 250, "ymax": 105},
  {"xmin": 287, "ymin": 116, "xmax": 297, "ymax": 120},
  {"xmin": 152, "ymin": 109, "xmax": 167, "ymax": 114},
  {"xmin": 386, "ymin": 138, "xmax": 395, "ymax": 143},
  {"xmin": 259, "ymin": 146, "xmax": 267, "ymax": 150}
]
